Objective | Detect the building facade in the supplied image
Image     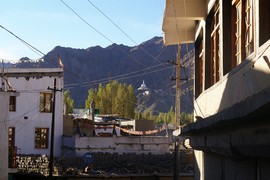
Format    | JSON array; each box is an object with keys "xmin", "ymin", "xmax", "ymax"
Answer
[
  {"xmin": 163, "ymin": 0, "xmax": 270, "ymax": 179},
  {"xmin": 0, "ymin": 91, "xmax": 19, "ymax": 179},
  {"xmin": 1, "ymin": 68, "xmax": 63, "ymax": 157}
]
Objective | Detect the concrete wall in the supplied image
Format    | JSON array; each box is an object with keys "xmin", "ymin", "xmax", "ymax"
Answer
[
  {"xmin": 203, "ymin": 152, "xmax": 270, "ymax": 180},
  {"xmin": 62, "ymin": 135, "xmax": 172, "ymax": 157},
  {"xmin": 5, "ymin": 68, "xmax": 63, "ymax": 157}
]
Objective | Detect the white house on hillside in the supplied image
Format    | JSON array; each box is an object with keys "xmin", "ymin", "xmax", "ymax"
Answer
[{"xmin": 1, "ymin": 68, "xmax": 63, "ymax": 157}]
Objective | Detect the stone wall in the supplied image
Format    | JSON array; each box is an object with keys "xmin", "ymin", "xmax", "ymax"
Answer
[{"xmin": 15, "ymin": 151, "xmax": 194, "ymax": 176}]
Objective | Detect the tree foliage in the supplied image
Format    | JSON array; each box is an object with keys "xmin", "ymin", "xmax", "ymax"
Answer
[
  {"xmin": 135, "ymin": 106, "xmax": 193, "ymax": 126},
  {"xmin": 63, "ymin": 90, "xmax": 74, "ymax": 114},
  {"xmin": 85, "ymin": 81, "xmax": 137, "ymax": 118}
]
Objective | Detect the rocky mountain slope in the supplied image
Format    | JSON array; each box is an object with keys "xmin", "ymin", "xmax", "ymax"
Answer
[{"xmin": 14, "ymin": 36, "xmax": 194, "ymax": 113}]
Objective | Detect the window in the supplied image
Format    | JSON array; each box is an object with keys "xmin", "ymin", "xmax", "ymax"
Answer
[
  {"xmin": 245, "ymin": 0, "xmax": 253, "ymax": 56},
  {"xmin": 9, "ymin": 96, "xmax": 16, "ymax": 111},
  {"xmin": 195, "ymin": 30, "xmax": 204, "ymax": 98},
  {"xmin": 259, "ymin": 0, "xmax": 270, "ymax": 46},
  {"xmin": 8, "ymin": 127, "xmax": 15, "ymax": 147},
  {"xmin": 235, "ymin": 1, "xmax": 242, "ymax": 64},
  {"xmin": 232, "ymin": 0, "xmax": 254, "ymax": 67},
  {"xmin": 40, "ymin": 92, "xmax": 52, "ymax": 112},
  {"xmin": 8, "ymin": 127, "xmax": 16, "ymax": 168},
  {"xmin": 35, "ymin": 128, "xmax": 49, "ymax": 149},
  {"xmin": 210, "ymin": 4, "xmax": 220, "ymax": 85}
]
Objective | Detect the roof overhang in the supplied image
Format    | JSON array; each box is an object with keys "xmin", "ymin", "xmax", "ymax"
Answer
[
  {"xmin": 162, "ymin": 0, "xmax": 206, "ymax": 45},
  {"xmin": 181, "ymin": 87, "xmax": 270, "ymax": 157}
]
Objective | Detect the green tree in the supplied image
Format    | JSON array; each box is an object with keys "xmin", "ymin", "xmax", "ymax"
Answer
[
  {"xmin": 96, "ymin": 84, "xmax": 108, "ymax": 114},
  {"xmin": 85, "ymin": 81, "xmax": 137, "ymax": 118},
  {"xmin": 126, "ymin": 85, "xmax": 137, "ymax": 118},
  {"xmin": 85, "ymin": 89, "xmax": 97, "ymax": 109},
  {"xmin": 63, "ymin": 90, "xmax": 74, "ymax": 114},
  {"xmin": 115, "ymin": 83, "xmax": 126, "ymax": 117},
  {"xmin": 180, "ymin": 112, "xmax": 194, "ymax": 125},
  {"xmin": 105, "ymin": 80, "xmax": 118, "ymax": 114}
]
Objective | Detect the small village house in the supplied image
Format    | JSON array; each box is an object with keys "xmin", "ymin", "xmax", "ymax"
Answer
[{"xmin": 0, "ymin": 68, "xmax": 64, "ymax": 159}]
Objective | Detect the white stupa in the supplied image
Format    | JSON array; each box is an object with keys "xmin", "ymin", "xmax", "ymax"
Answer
[
  {"xmin": 138, "ymin": 80, "xmax": 149, "ymax": 91},
  {"xmin": 138, "ymin": 80, "xmax": 150, "ymax": 95}
]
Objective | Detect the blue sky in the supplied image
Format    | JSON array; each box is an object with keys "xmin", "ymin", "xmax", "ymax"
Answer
[{"xmin": 0, "ymin": 0, "xmax": 165, "ymax": 61}]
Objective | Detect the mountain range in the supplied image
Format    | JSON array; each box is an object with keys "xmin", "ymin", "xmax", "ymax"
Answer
[{"xmin": 12, "ymin": 36, "xmax": 194, "ymax": 114}]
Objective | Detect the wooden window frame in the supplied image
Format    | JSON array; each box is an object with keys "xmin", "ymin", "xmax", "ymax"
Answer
[
  {"xmin": 8, "ymin": 127, "xmax": 15, "ymax": 147},
  {"xmin": 232, "ymin": 0, "xmax": 254, "ymax": 66},
  {"xmin": 9, "ymin": 96, "xmax": 16, "ymax": 112},
  {"xmin": 195, "ymin": 30, "xmax": 204, "ymax": 98},
  {"xmin": 245, "ymin": 0, "xmax": 253, "ymax": 56},
  {"xmin": 235, "ymin": 1, "xmax": 243, "ymax": 64},
  {"xmin": 40, "ymin": 92, "xmax": 52, "ymax": 113},
  {"xmin": 8, "ymin": 127, "xmax": 16, "ymax": 168},
  {"xmin": 210, "ymin": 4, "xmax": 220, "ymax": 85},
  {"xmin": 35, "ymin": 128, "xmax": 49, "ymax": 149}
]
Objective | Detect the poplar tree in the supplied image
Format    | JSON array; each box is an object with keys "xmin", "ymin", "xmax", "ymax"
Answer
[
  {"xmin": 105, "ymin": 80, "xmax": 118, "ymax": 114},
  {"xmin": 85, "ymin": 89, "xmax": 97, "ymax": 109},
  {"xmin": 115, "ymin": 83, "xmax": 126, "ymax": 117},
  {"xmin": 63, "ymin": 90, "xmax": 74, "ymax": 114},
  {"xmin": 126, "ymin": 85, "xmax": 137, "ymax": 118},
  {"xmin": 85, "ymin": 81, "xmax": 137, "ymax": 118}
]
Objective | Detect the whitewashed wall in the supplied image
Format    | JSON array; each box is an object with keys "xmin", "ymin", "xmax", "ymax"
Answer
[
  {"xmin": 6, "ymin": 68, "xmax": 63, "ymax": 157},
  {"xmin": 62, "ymin": 135, "xmax": 172, "ymax": 157}
]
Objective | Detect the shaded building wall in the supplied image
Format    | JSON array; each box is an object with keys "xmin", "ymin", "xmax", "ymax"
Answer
[
  {"xmin": 202, "ymin": 152, "xmax": 270, "ymax": 180},
  {"xmin": 0, "ymin": 92, "xmax": 11, "ymax": 180},
  {"xmin": 135, "ymin": 119, "xmax": 155, "ymax": 131}
]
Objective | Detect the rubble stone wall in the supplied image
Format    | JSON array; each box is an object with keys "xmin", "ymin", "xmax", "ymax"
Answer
[{"xmin": 16, "ymin": 151, "xmax": 193, "ymax": 175}]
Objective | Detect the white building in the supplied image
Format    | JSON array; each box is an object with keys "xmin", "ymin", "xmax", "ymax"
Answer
[
  {"xmin": 0, "ymin": 91, "xmax": 19, "ymax": 179},
  {"xmin": 1, "ymin": 68, "xmax": 63, "ymax": 157}
]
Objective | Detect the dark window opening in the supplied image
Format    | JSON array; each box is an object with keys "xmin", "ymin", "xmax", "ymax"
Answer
[
  {"xmin": 195, "ymin": 30, "xmax": 204, "ymax": 98},
  {"xmin": 9, "ymin": 96, "xmax": 16, "ymax": 111},
  {"xmin": 259, "ymin": 0, "xmax": 270, "ymax": 46}
]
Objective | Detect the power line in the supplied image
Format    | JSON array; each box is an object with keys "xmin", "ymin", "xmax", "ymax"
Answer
[
  {"xmin": 0, "ymin": 23, "xmax": 172, "ymax": 103},
  {"xmin": 64, "ymin": 63, "xmax": 171, "ymax": 88},
  {"xmin": 77, "ymin": 66, "xmax": 172, "ymax": 88},
  {"xmin": 0, "ymin": 23, "xmax": 90, "ymax": 85},
  {"xmin": 60, "ymin": 0, "xmax": 145, "ymax": 67},
  {"xmin": 0, "ymin": 13, "xmax": 170, "ymax": 94},
  {"xmin": 0, "ymin": 24, "xmax": 45, "ymax": 57},
  {"xmin": 86, "ymin": 0, "xmax": 163, "ymax": 64},
  {"xmin": 85, "ymin": 0, "xmax": 172, "ymax": 92},
  {"xmin": 60, "ymin": 0, "xmax": 176, "ymax": 98}
]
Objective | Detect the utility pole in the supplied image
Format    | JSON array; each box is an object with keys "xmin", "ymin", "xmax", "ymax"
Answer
[
  {"xmin": 174, "ymin": 44, "xmax": 181, "ymax": 180},
  {"xmin": 168, "ymin": 44, "xmax": 185, "ymax": 180},
  {"xmin": 167, "ymin": 45, "xmax": 183, "ymax": 129},
  {"xmin": 48, "ymin": 78, "xmax": 62, "ymax": 179},
  {"xmin": 176, "ymin": 44, "xmax": 181, "ymax": 129}
]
